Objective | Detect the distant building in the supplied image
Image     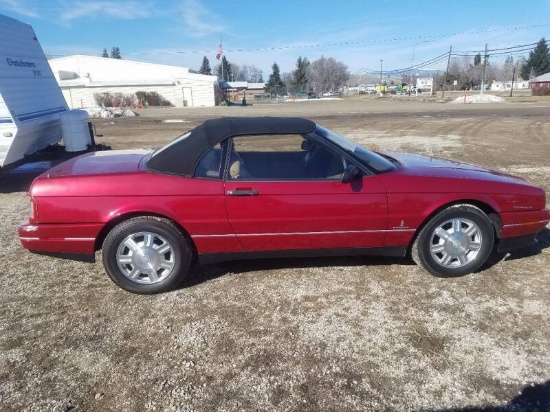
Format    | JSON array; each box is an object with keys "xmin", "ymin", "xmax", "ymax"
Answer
[
  {"xmin": 490, "ymin": 80, "xmax": 529, "ymax": 91},
  {"xmin": 528, "ymin": 73, "xmax": 550, "ymax": 88},
  {"xmin": 416, "ymin": 77, "xmax": 433, "ymax": 91},
  {"xmin": 48, "ymin": 55, "xmax": 218, "ymax": 108},
  {"xmin": 220, "ymin": 81, "xmax": 268, "ymax": 102}
]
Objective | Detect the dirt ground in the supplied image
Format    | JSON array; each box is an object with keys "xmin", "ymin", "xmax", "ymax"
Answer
[{"xmin": 1, "ymin": 96, "xmax": 549, "ymax": 411}]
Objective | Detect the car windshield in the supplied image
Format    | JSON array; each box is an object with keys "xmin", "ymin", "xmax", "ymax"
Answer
[
  {"xmin": 149, "ymin": 132, "xmax": 191, "ymax": 159},
  {"xmin": 315, "ymin": 126, "xmax": 397, "ymax": 173}
]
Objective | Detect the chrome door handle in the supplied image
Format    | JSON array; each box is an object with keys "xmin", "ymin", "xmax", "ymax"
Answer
[{"xmin": 227, "ymin": 189, "xmax": 259, "ymax": 196}]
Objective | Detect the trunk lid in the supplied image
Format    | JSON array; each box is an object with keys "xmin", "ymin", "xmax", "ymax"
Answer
[{"xmin": 44, "ymin": 149, "xmax": 150, "ymax": 178}]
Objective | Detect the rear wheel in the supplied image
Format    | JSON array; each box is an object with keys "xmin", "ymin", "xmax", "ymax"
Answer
[
  {"xmin": 412, "ymin": 204, "xmax": 494, "ymax": 277},
  {"xmin": 102, "ymin": 217, "xmax": 192, "ymax": 294}
]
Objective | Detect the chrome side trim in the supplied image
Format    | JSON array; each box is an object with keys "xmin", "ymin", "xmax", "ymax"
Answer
[
  {"xmin": 503, "ymin": 220, "xmax": 550, "ymax": 228},
  {"xmin": 20, "ymin": 237, "xmax": 95, "ymax": 241},
  {"xmin": 193, "ymin": 228, "xmax": 416, "ymax": 239},
  {"xmin": 193, "ymin": 234, "xmax": 235, "ymax": 238}
]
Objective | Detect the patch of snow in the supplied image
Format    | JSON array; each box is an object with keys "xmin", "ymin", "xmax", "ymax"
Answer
[
  {"xmin": 83, "ymin": 107, "xmax": 139, "ymax": 118},
  {"xmin": 449, "ymin": 95, "xmax": 507, "ymax": 104}
]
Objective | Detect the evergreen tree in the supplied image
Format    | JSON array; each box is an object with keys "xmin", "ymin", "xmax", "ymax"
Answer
[
  {"xmin": 521, "ymin": 37, "xmax": 550, "ymax": 79},
  {"xmin": 291, "ymin": 57, "xmax": 310, "ymax": 93},
  {"xmin": 199, "ymin": 56, "xmax": 212, "ymax": 75},
  {"xmin": 216, "ymin": 56, "xmax": 232, "ymax": 81},
  {"xmin": 102, "ymin": 48, "xmax": 109, "ymax": 58},
  {"xmin": 265, "ymin": 62, "xmax": 285, "ymax": 95},
  {"xmin": 110, "ymin": 47, "xmax": 122, "ymax": 59},
  {"xmin": 473, "ymin": 53, "xmax": 481, "ymax": 66}
]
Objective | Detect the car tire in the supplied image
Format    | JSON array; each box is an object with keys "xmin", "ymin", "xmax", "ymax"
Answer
[
  {"xmin": 102, "ymin": 216, "xmax": 192, "ymax": 294},
  {"xmin": 412, "ymin": 204, "xmax": 494, "ymax": 277}
]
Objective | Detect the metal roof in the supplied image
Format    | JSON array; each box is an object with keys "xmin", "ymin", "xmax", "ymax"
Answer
[{"xmin": 528, "ymin": 72, "xmax": 550, "ymax": 82}]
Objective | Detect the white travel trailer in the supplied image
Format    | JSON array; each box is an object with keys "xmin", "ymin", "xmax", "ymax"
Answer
[{"xmin": 0, "ymin": 14, "xmax": 68, "ymax": 168}]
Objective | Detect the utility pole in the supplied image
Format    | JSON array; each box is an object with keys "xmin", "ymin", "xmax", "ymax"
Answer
[
  {"xmin": 442, "ymin": 46, "xmax": 452, "ymax": 98},
  {"xmin": 510, "ymin": 60, "xmax": 518, "ymax": 97},
  {"xmin": 380, "ymin": 60, "xmax": 383, "ymax": 83},
  {"xmin": 410, "ymin": 40, "xmax": 430, "ymax": 95},
  {"xmin": 480, "ymin": 43, "xmax": 488, "ymax": 95}
]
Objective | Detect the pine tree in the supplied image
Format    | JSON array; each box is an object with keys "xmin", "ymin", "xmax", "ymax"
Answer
[
  {"xmin": 474, "ymin": 53, "xmax": 481, "ymax": 66},
  {"xmin": 291, "ymin": 57, "xmax": 310, "ymax": 93},
  {"xmin": 102, "ymin": 48, "xmax": 109, "ymax": 58},
  {"xmin": 521, "ymin": 38, "xmax": 550, "ymax": 79},
  {"xmin": 216, "ymin": 56, "xmax": 232, "ymax": 81},
  {"xmin": 110, "ymin": 47, "xmax": 122, "ymax": 59},
  {"xmin": 199, "ymin": 56, "xmax": 212, "ymax": 75},
  {"xmin": 266, "ymin": 63, "xmax": 285, "ymax": 95}
]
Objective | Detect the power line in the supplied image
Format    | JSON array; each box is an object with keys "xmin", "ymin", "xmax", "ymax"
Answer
[{"xmin": 113, "ymin": 24, "xmax": 549, "ymax": 57}]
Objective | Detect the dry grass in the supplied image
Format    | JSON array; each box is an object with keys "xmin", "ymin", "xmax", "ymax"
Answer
[{"xmin": 1, "ymin": 99, "xmax": 549, "ymax": 411}]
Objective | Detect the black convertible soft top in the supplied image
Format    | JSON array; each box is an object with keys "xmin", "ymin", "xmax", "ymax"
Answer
[{"xmin": 146, "ymin": 117, "xmax": 316, "ymax": 176}]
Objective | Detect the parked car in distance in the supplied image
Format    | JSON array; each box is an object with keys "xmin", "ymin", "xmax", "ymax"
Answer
[{"xmin": 19, "ymin": 117, "xmax": 550, "ymax": 294}]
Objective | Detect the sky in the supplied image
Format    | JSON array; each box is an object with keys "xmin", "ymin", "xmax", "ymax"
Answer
[{"xmin": 1, "ymin": 0, "xmax": 550, "ymax": 78}]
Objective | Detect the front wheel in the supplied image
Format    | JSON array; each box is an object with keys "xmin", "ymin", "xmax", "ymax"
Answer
[
  {"xmin": 412, "ymin": 204, "xmax": 495, "ymax": 277},
  {"xmin": 102, "ymin": 217, "xmax": 192, "ymax": 294}
]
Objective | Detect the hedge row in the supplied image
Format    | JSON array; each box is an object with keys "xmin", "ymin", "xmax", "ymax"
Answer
[
  {"xmin": 93, "ymin": 91, "xmax": 174, "ymax": 107},
  {"xmin": 532, "ymin": 86, "xmax": 550, "ymax": 96}
]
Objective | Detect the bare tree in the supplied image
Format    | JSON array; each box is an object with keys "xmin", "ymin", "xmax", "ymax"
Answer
[
  {"xmin": 230, "ymin": 64, "xmax": 264, "ymax": 83},
  {"xmin": 497, "ymin": 55, "xmax": 514, "ymax": 82},
  {"xmin": 232, "ymin": 64, "xmax": 245, "ymax": 81},
  {"xmin": 309, "ymin": 56, "xmax": 350, "ymax": 95},
  {"xmin": 467, "ymin": 55, "xmax": 483, "ymax": 88},
  {"xmin": 282, "ymin": 72, "xmax": 293, "ymax": 93},
  {"xmin": 242, "ymin": 65, "xmax": 264, "ymax": 83}
]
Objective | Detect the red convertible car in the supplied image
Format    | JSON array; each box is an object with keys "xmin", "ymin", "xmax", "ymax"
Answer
[{"xmin": 19, "ymin": 117, "xmax": 550, "ymax": 294}]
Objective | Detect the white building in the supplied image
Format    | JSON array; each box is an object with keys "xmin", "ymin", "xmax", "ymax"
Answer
[
  {"xmin": 416, "ymin": 77, "xmax": 433, "ymax": 91},
  {"xmin": 490, "ymin": 80, "xmax": 529, "ymax": 91},
  {"xmin": 48, "ymin": 55, "xmax": 218, "ymax": 109}
]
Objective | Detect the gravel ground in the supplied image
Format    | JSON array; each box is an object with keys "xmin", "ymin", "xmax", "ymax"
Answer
[{"xmin": 1, "ymin": 97, "xmax": 549, "ymax": 411}]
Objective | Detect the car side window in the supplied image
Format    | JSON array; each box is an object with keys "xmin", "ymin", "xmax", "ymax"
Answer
[
  {"xmin": 228, "ymin": 134, "xmax": 345, "ymax": 180},
  {"xmin": 194, "ymin": 143, "xmax": 223, "ymax": 179}
]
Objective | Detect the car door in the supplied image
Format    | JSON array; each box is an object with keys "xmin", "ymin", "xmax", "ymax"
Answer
[{"xmin": 224, "ymin": 134, "xmax": 388, "ymax": 252}]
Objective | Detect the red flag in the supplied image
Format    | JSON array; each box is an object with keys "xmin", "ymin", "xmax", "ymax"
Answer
[{"xmin": 216, "ymin": 44, "xmax": 222, "ymax": 60}]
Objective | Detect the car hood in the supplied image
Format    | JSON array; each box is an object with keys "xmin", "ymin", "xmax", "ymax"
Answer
[
  {"xmin": 381, "ymin": 151, "xmax": 527, "ymax": 184},
  {"xmin": 43, "ymin": 149, "xmax": 151, "ymax": 178}
]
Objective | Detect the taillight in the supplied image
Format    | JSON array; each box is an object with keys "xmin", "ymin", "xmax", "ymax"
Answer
[{"xmin": 30, "ymin": 197, "xmax": 38, "ymax": 222}]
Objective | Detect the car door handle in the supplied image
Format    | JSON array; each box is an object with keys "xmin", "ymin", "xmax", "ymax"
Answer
[{"xmin": 227, "ymin": 189, "xmax": 259, "ymax": 196}]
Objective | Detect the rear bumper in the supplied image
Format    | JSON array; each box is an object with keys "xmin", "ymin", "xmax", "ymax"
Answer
[{"xmin": 18, "ymin": 220, "xmax": 102, "ymax": 255}]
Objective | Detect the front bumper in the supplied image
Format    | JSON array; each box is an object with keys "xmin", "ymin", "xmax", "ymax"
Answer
[
  {"xmin": 497, "ymin": 208, "xmax": 549, "ymax": 253},
  {"xmin": 500, "ymin": 209, "xmax": 550, "ymax": 238},
  {"xmin": 497, "ymin": 234, "xmax": 540, "ymax": 253}
]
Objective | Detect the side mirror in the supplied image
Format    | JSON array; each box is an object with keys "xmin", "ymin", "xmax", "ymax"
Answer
[{"xmin": 342, "ymin": 164, "xmax": 361, "ymax": 183}]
